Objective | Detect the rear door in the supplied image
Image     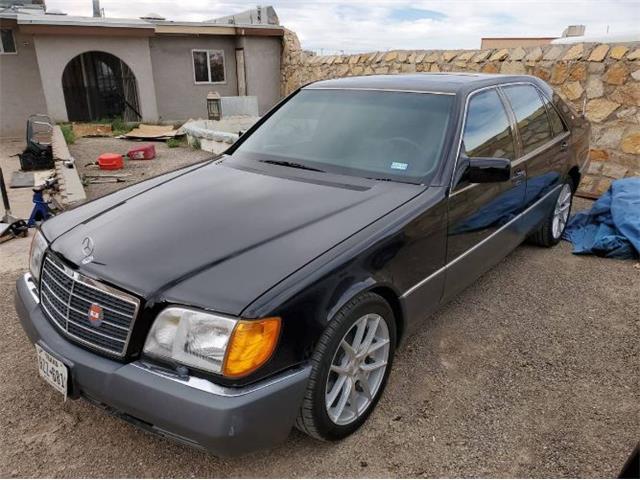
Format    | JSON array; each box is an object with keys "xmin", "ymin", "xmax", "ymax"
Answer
[
  {"xmin": 443, "ymin": 87, "xmax": 525, "ymax": 301},
  {"xmin": 501, "ymin": 84, "xmax": 568, "ymax": 208}
]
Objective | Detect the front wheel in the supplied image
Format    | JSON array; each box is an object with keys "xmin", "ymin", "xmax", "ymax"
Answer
[
  {"xmin": 529, "ymin": 181, "xmax": 573, "ymax": 247},
  {"xmin": 295, "ymin": 292, "xmax": 396, "ymax": 441}
]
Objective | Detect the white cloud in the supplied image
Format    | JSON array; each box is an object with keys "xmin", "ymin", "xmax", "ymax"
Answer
[{"xmin": 46, "ymin": 0, "xmax": 640, "ymax": 53}]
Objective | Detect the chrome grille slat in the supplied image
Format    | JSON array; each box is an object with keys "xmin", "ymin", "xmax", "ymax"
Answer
[
  {"xmin": 67, "ymin": 304, "xmax": 129, "ymax": 332},
  {"xmin": 41, "ymin": 293, "xmax": 67, "ymax": 330},
  {"xmin": 41, "ymin": 278, "xmax": 69, "ymax": 308},
  {"xmin": 65, "ymin": 317, "xmax": 126, "ymax": 343},
  {"xmin": 41, "ymin": 289, "xmax": 68, "ymax": 321},
  {"xmin": 68, "ymin": 290, "xmax": 134, "ymax": 318},
  {"xmin": 39, "ymin": 255, "xmax": 139, "ymax": 357}
]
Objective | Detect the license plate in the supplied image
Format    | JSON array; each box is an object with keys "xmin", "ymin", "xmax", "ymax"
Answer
[{"xmin": 36, "ymin": 344, "xmax": 68, "ymax": 400}]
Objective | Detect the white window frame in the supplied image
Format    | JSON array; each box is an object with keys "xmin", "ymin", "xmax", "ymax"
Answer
[
  {"xmin": 0, "ymin": 28, "xmax": 17, "ymax": 55},
  {"xmin": 191, "ymin": 49, "xmax": 226, "ymax": 85}
]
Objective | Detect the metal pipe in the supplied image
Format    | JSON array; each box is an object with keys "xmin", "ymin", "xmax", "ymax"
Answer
[
  {"xmin": 92, "ymin": 0, "xmax": 101, "ymax": 18},
  {"xmin": 0, "ymin": 167, "xmax": 11, "ymax": 215}
]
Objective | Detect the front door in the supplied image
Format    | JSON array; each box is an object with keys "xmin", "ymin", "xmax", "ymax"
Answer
[{"xmin": 443, "ymin": 87, "xmax": 525, "ymax": 301}]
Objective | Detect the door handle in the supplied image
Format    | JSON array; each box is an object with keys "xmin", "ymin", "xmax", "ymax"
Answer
[
  {"xmin": 560, "ymin": 141, "xmax": 569, "ymax": 151},
  {"xmin": 511, "ymin": 168, "xmax": 526, "ymax": 184}
]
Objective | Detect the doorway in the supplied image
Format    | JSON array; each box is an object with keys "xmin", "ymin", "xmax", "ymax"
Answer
[{"xmin": 62, "ymin": 51, "xmax": 141, "ymax": 122}]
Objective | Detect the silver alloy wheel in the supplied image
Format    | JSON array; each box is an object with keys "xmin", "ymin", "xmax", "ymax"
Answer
[
  {"xmin": 552, "ymin": 183, "xmax": 572, "ymax": 239},
  {"xmin": 324, "ymin": 313, "xmax": 391, "ymax": 426}
]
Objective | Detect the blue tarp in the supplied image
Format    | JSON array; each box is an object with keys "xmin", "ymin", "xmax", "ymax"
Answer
[{"xmin": 563, "ymin": 177, "xmax": 640, "ymax": 259}]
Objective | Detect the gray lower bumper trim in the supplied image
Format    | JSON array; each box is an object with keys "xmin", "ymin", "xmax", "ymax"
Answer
[{"xmin": 15, "ymin": 273, "xmax": 311, "ymax": 456}]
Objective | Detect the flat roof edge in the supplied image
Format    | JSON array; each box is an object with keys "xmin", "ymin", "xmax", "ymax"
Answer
[{"xmin": 17, "ymin": 19, "xmax": 155, "ymax": 29}]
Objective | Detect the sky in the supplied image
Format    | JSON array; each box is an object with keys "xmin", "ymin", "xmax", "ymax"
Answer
[{"xmin": 45, "ymin": 0, "xmax": 640, "ymax": 54}]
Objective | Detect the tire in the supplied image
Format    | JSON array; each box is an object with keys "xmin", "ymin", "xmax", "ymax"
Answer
[
  {"xmin": 295, "ymin": 292, "xmax": 396, "ymax": 441},
  {"xmin": 529, "ymin": 180, "xmax": 574, "ymax": 247}
]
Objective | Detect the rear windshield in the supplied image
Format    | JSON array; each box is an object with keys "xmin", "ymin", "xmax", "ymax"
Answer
[{"xmin": 234, "ymin": 89, "xmax": 454, "ymax": 183}]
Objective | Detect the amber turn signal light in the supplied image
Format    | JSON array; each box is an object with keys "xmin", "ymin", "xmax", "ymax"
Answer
[{"xmin": 223, "ymin": 317, "xmax": 281, "ymax": 377}]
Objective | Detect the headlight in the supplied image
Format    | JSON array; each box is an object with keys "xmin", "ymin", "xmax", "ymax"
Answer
[
  {"xmin": 29, "ymin": 230, "xmax": 48, "ymax": 284},
  {"xmin": 143, "ymin": 307, "xmax": 280, "ymax": 378}
]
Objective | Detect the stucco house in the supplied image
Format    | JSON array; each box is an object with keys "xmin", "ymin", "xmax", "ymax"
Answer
[{"xmin": 0, "ymin": 1, "xmax": 283, "ymax": 137}]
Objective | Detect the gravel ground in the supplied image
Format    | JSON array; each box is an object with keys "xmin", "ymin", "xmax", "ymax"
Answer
[
  {"xmin": 0, "ymin": 140, "xmax": 638, "ymax": 478},
  {"xmin": 73, "ymin": 137, "xmax": 212, "ymax": 199}
]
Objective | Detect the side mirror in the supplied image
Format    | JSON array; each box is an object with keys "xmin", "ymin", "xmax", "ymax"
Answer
[{"xmin": 464, "ymin": 155, "xmax": 511, "ymax": 183}]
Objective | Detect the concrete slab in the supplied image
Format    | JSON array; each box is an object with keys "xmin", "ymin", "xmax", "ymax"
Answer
[
  {"xmin": 221, "ymin": 96, "xmax": 259, "ymax": 117},
  {"xmin": 51, "ymin": 125, "xmax": 86, "ymax": 205},
  {"xmin": 51, "ymin": 125, "xmax": 72, "ymax": 161},
  {"xmin": 55, "ymin": 161, "xmax": 86, "ymax": 205}
]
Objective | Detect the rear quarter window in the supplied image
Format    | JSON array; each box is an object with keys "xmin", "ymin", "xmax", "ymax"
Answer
[
  {"xmin": 541, "ymin": 94, "xmax": 567, "ymax": 136},
  {"xmin": 503, "ymin": 84, "xmax": 553, "ymax": 156}
]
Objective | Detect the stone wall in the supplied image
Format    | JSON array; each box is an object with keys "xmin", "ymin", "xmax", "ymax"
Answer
[{"xmin": 281, "ymin": 29, "xmax": 640, "ymax": 196}]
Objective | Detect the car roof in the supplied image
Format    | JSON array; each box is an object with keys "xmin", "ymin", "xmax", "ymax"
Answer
[{"xmin": 304, "ymin": 73, "xmax": 542, "ymax": 96}]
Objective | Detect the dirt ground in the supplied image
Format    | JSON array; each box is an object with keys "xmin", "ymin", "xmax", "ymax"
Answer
[
  {"xmin": 0, "ymin": 138, "xmax": 638, "ymax": 477},
  {"xmin": 73, "ymin": 137, "xmax": 212, "ymax": 199}
]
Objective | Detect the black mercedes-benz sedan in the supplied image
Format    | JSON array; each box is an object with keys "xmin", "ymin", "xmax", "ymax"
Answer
[{"xmin": 16, "ymin": 73, "xmax": 590, "ymax": 456}]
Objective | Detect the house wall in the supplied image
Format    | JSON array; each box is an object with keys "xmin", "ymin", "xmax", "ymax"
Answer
[
  {"xmin": 239, "ymin": 36, "xmax": 281, "ymax": 114},
  {"xmin": 282, "ymin": 29, "xmax": 640, "ymax": 196},
  {"xmin": 149, "ymin": 35, "xmax": 238, "ymax": 122},
  {"xmin": 32, "ymin": 34, "xmax": 159, "ymax": 123},
  {"xmin": 0, "ymin": 28, "xmax": 48, "ymax": 137}
]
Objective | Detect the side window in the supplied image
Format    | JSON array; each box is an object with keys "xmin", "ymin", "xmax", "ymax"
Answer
[
  {"xmin": 0, "ymin": 29, "xmax": 17, "ymax": 54},
  {"xmin": 192, "ymin": 49, "xmax": 225, "ymax": 84},
  {"xmin": 463, "ymin": 89, "xmax": 515, "ymax": 160},
  {"xmin": 503, "ymin": 85, "xmax": 553, "ymax": 155},
  {"xmin": 541, "ymin": 94, "xmax": 567, "ymax": 136}
]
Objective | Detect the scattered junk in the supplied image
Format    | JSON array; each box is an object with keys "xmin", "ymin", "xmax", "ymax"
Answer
[
  {"xmin": 88, "ymin": 144, "xmax": 156, "ymax": 172},
  {"xmin": 82, "ymin": 173, "xmax": 130, "ymax": 185},
  {"xmin": 97, "ymin": 153, "xmax": 124, "ymax": 170},
  {"xmin": 9, "ymin": 170, "xmax": 55, "ymax": 189},
  {"xmin": 121, "ymin": 124, "xmax": 180, "ymax": 141},
  {"xmin": 18, "ymin": 115, "xmax": 55, "ymax": 171},
  {"xmin": 563, "ymin": 177, "xmax": 640, "ymax": 260},
  {"xmin": 27, "ymin": 177, "xmax": 60, "ymax": 227},
  {"xmin": 127, "ymin": 144, "xmax": 156, "ymax": 160},
  {"xmin": 0, "ymin": 167, "xmax": 28, "ymax": 243},
  {"xmin": 6, "ymin": 119, "xmax": 86, "ymax": 232}
]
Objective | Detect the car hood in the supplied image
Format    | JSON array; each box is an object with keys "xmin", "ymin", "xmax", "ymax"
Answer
[{"xmin": 45, "ymin": 158, "xmax": 424, "ymax": 315}]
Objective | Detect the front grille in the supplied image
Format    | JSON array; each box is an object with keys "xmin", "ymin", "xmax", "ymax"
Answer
[{"xmin": 39, "ymin": 255, "xmax": 139, "ymax": 357}]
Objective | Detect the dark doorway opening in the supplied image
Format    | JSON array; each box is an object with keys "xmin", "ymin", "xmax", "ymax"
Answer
[{"xmin": 62, "ymin": 51, "xmax": 142, "ymax": 122}]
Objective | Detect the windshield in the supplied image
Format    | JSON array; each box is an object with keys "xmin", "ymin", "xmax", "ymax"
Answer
[{"xmin": 234, "ymin": 89, "xmax": 454, "ymax": 183}]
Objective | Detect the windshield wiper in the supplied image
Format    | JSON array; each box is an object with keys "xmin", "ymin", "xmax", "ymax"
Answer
[
  {"xmin": 259, "ymin": 159, "xmax": 325, "ymax": 173},
  {"xmin": 366, "ymin": 177, "xmax": 417, "ymax": 185}
]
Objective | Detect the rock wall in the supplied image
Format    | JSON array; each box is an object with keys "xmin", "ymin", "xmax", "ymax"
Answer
[{"xmin": 281, "ymin": 29, "xmax": 640, "ymax": 196}]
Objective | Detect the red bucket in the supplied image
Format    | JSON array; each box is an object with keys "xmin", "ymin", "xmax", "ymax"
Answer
[
  {"xmin": 127, "ymin": 144, "xmax": 156, "ymax": 160},
  {"xmin": 98, "ymin": 153, "xmax": 124, "ymax": 170}
]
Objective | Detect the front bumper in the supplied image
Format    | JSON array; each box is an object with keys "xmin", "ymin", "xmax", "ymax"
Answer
[{"xmin": 15, "ymin": 273, "xmax": 311, "ymax": 457}]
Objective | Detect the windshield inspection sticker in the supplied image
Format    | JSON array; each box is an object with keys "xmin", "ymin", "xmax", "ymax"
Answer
[{"xmin": 390, "ymin": 162, "xmax": 408, "ymax": 171}]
